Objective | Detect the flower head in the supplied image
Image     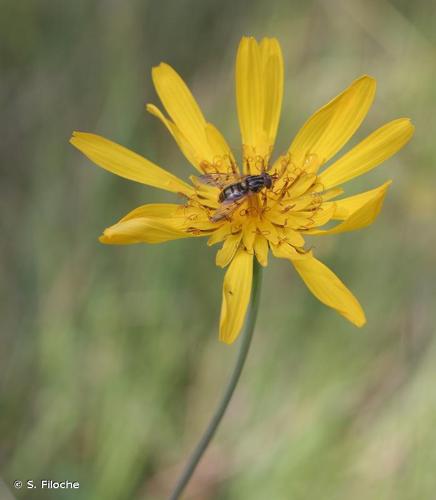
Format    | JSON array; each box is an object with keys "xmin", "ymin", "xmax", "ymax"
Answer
[{"xmin": 70, "ymin": 37, "xmax": 414, "ymax": 344}]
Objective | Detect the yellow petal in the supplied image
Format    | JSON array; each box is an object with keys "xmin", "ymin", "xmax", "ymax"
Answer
[
  {"xmin": 100, "ymin": 203, "xmax": 215, "ymax": 244},
  {"xmin": 259, "ymin": 37, "xmax": 284, "ymax": 149},
  {"xmin": 204, "ymin": 123, "xmax": 236, "ymax": 173},
  {"xmin": 307, "ymin": 181, "xmax": 391, "ymax": 235},
  {"xmin": 333, "ymin": 181, "xmax": 391, "ymax": 220},
  {"xmin": 319, "ymin": 118, "xmax": 414, "ymax": 189},
  {"xmin": 152, "ymin": 63, "xmax": 213, "ymax": 166},
  {"xmin": 289, "ymin": 75, "xmax": 376, "ymax": 167},
  {"xmin": 216, "ymin": 233, "xmax": 242, "ymax": 268},
  {"xmin": 291, "ymin": 255, "xmax": 366, "ymax": 327},
  {"xmin": 207, "ymin": 224, "xmax": 232, "ymax": 246},
  {"xmin": 254, "ymin": 234, "xmax": 269, "ymax": 267},
  {"xmin": 99, "ymin": 217, "xmax": 191, "ymax": 245},
  {"xmin": 257, "ymin": 219, "xmax": 279, "ymax": 244},
  {"xmin": 70, "ymin": 132, "xmax": 193, "ymax": 196},
  {"xmin": 280, "ymin": 227, "xmax": 305, "ymax": 247},
  {"xmin": 219, "ymin": 249, "xmax": 253, "ymax": 344},
  {"xmin": 189, "ymin": 176, "xmax": 220, "ymax": 208},
  {"xmin": 236, "ymin": 37, "xmax": 263, "ymax": 150},
  {"xmin": 311, "ymin": 202, "xmax": 337, "ymax": 227},
  {"xmin": 271, "ymin": 242, "xmax": 309, "ymax": 260},
  {"xmin": 119, "ymin": 203, "xmax": 180, "ymax": 222},
  {"xmin": 146, "ymin": 104, "xmax": 199, "ymax": 169},
  {"xmin": 147, "ymin": 104, "xmax": 234, "ymax": 173},
  {"xmin": 321, "ymin": 187, "xmax": 344, "ymax": 202},
  {"xmin": 236, "ymin": 37, "xmax": 283, "ymax": 165},
  {"xmin": 242, "ymin": 219, "xmax": 257, "ymax": 253},
  {"xmin": 282, "ymin": 203, "xmax": 336, "ymax": 230},
  {"xmin": 286, "ymin": 173, "xmax": 317, "ymax": 199}
]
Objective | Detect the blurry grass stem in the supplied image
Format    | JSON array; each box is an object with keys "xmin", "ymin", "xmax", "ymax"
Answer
[{"xmin": 169, "ymin": 261, "xmax": 263, "ymax": 499}]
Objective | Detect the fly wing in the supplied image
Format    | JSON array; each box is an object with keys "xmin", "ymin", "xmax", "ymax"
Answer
[
  {"xmin": 210, "ymin": 198, "xmax": 245, "ymax": 222},
  {"xmin": 197, "ymin": 172, "xmax": 242, "ymax": 189}
]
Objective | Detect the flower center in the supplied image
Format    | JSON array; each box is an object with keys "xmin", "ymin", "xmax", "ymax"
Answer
[{"xmin": 179, "ymin": 151, "xmax": 338, "ymax": 261}]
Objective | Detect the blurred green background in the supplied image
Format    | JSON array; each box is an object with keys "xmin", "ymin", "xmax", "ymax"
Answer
[{"xmin": 1, "ymin": 0, "xmax": 435, "ymax": 499}]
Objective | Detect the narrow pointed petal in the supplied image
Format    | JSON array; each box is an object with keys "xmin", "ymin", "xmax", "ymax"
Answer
[
  {"xmin": 259, "ymin": 37, "xmax": 284, "ymax": 149},
  {"xmin": 291, "ymin": 255, "xmax": 366, "ymax": 327},
  {"xmin": 334, "ymin": 180, "xmax": 391, "ymax": 220},
  {"xmin": 257, "ymin": 219, "xmax": 279, "ymax": 244},
  {"xmin": 289, "ymin": 76, "xmax": 376, "ymax": 167},
  {"xmin": 319, "ymin": 118, "xmax": 414, "ymax": 189},
  {"xmin": 207, "ymin": 224, "xmax": 232, "ymax": 246},
  {"xmin": 254, "ymin": 235, "xmax": 269, "ymax": 266},
  {"xmin": 99, "ymin": 217, "xmax": 192, "ymax": 245},
  {"xmin": 271, "ymin": 243, "xmax": 309, "ymax": 260},
  {"xmin": 286, "ymin": 173, "xmax": 317, "ymax": 199},
  {"xmin": 308, "ymin": 181, "xmax": 391, "ymax": 235},
  {"xmin": 236, "ymin": 37, "xmax": 263, "ymax": 149},
  {"xmin": 147, "ymin": 104, "xmax": 234, "ymax": 173},
  {"xmin": 280, "ymin": 203, "xmax": 336, "ymax": 230},
  {"xmin": 152, "ymin": 63, "xmax": 214, "ymax": 166},
  {"xmin": 146, "ymin": 104, "xmax": 199, "ymax": 168},
  {"xmin": 70, "ymin": 132, "xmax": 193, "ymax": 195},
  {"xmin": 321, "ymin": 187, "xmax": 344, "ymax": 202},
  {"xmin": 216, "ymin": 233, "xmax": 242, "ymax": 268},
  {"xmin": 280, "ymin": 227, "xmax": 305, "ymax": 247},
  {"xmin": 242, "ymin": 219, "xmax": 257, "ymax": 253},
  {"xmin": 236, "ymin": 37, "xmax": 283, "ymax": 167},
  {"xmin": 119, "ymin": 203, "xmax": 181, "ymax": 222},
  {"xmin": 204, "ymin": 123, "xmax": 236, "ymax": 172},
  {"xmin": 219, "ymin": 249, "xmax": 253, "ymax": 344}
]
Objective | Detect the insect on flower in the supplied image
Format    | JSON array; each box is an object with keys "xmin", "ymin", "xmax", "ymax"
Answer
[
  {"xmin": 70, "ymin": 36, "xmax": 414, "ymax": 344},
  {"xmin": 198, "ymin": 164, "xmax": 278, "ymax": 221}
]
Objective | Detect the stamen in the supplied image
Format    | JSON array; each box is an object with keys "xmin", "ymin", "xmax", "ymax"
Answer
[
  {"xmin": 261, "ymin": 191, "xmax": 268, "ymax": 212},
  {"xmin": 199, "ymin": 160, "xmax": 211, "ymax": 174},
  {"xmin": 242, "ymin": 145, "xmax": 271, "ymax": 173},
  {"xmin": 239, "ymin": 208, "xmax": 250, "ymax": 217},
  {"xmin": 231, "ymin": 224, "xmax": 242, "ymax": 235},
  {"xmin": 187, "ymin": 227, "xmax": 202, "ymax": 235},
  {"xmin": 280, "ymin": 203, "xmax": 296, "ymax": 213},
  {"xmin": 177, "ymin": 192, "xmax": 191, "ymax": 200},
  {"xmin": 225, "ymin": 155, "xmax": 238, "ymax": 175}
]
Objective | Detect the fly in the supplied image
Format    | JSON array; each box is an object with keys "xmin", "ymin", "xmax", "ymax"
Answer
[{"xmin": 198, "ymin": 171, "xmax": 274, "ymax": 222}]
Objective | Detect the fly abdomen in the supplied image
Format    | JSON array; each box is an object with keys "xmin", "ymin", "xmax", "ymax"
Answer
[{"xmin": 219, "ymin": 182, "xmax": 249, "ymax": 202}]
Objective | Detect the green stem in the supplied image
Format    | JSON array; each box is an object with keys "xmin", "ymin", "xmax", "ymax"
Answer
[{"xmin": 169, "ymin": 260, "xmax": 263, "ymax": 500}]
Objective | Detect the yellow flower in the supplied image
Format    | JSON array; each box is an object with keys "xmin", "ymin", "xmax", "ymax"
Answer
[{"xmin": 70, "ymin": 37, "xmax": 414, "ymax": 344}]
